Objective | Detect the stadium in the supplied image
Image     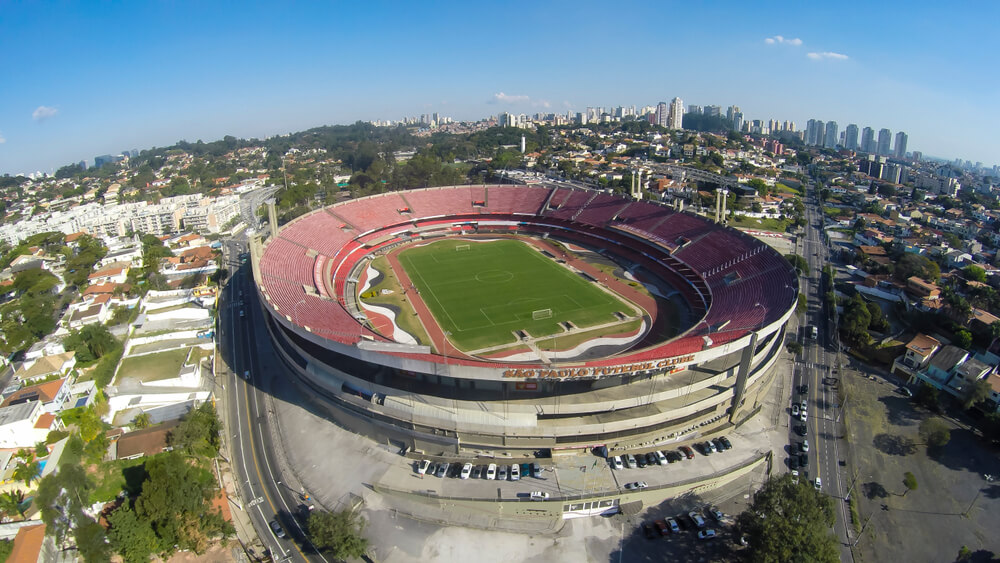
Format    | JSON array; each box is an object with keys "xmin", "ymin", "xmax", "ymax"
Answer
[{"xmin": 249, "ymin": 184, "xmax": 798, "ymax": 456}]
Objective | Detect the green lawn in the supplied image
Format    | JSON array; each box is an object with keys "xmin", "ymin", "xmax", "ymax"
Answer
[
  {"xmin": 116, "ymin": 348, "xmax": 191, "ymax": 383},
  {"xmin": 398, "ymin": 239, "xmax": 635, "ymax": 351},
  {"xmin": 729, "ymin": 215, "xmax": 792, "ymax": 232}
]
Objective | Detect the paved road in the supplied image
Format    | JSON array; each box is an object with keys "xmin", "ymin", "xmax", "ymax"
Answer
[
  {"xmin": 794, "ymin": 183, "xmax": 853, "ymax": 559},
  {"xmin": 219, "ymin": 238, "xmax": 327, "ymax": 562}
]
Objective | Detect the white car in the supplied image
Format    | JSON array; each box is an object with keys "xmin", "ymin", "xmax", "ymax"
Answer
[
  {"xmin": 801, "ymin": 440, "xmax": 809, "ymax": 453},
  {"xmin": 625, "ymin": 454, "xmax": 638, "ymax": 469},
  {"xmin": 689, "ymin": 511, "xmax": 706, "ymax": 528},
  {"xmin": 530, "ymin": 491, "xmax": 550, "ymax": 500},
  {"xmin": 791, "ymin": 404, "xmax": 800, "ymax": 417},
  {"xmin": 436, "ymin": 463, "xmax": 449, "ymax": 478},
  {"xmin": 791, "ymin": 469, "xmax": 799, "ymax": 484},
  {"xmin": 460, "ymin": 463, "xmax": 472, "ymax": 479},
  {"xmin": 417, "ymin": 460, "xmax": 431, "ymax": 475},
  {"xmin": 697, "ymin": 529, "xmax": 717, "ymax": 540},
  {"xmin": 814, "ymin": 477, "xmax": 822, "ymax": 490},
  {"xmin": 624, "ymin": 481, "xmax": 648, "ymax": 490},
  {"xmin": 801, "ymin": 399, "xmax": 808, "ymax": 411},
  {"xmin": 800, "ymin": 410, "xmax": 808, "ymax": 423},
  {"xmin": 611, "ymin": 456, "xmax": 624, "ymax": 470},
  {"xmin": 655, "ymin": 450, "xmax": 668, "ymax": 466},
  {"xmin": 486, "ymin": 463, "xmax": 497, "ymax": 480},
  {"xmin": 510, "ymin": 464, "xmax": 520, "ymax": 481}
]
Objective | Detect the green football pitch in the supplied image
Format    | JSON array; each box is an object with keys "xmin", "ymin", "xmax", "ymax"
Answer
[{"xmin": 397, "ymin": 238, "xmax": 637, "ymax": 352}]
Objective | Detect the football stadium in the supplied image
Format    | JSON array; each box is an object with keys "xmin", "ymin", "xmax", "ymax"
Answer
[{"xmin": 249, "ymin": 184, "xmax": 798, "ymax": 455}]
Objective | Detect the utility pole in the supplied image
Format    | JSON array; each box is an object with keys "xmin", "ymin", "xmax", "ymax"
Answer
[
  {"xmin": 843, "ymin": 471, "xmax": 861, "ymax": 501},
  {"xmin": 853, "ymin": 512, "xmax": 875, "ymax": 547}
]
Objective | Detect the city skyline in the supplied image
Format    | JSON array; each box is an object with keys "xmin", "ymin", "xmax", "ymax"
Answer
[{"xmin": 1, "ymin": 1, "xmax": 998, "ymax": 175}]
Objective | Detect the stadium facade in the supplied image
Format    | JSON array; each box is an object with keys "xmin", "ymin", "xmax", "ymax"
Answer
[{"xmin": 250, "ymin": 184, "xmax": 798, "ymax": 455}]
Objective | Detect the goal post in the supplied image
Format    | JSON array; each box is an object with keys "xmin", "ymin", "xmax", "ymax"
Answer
[
  {"xmin": 532, "ymin": 308, "xmax": 553, "ymax": 320},
  {"xmin": 455, "ymin": 244, "xmax": 471, "ymax": 251}
]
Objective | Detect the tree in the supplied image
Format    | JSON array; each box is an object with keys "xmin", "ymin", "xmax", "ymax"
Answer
[
  {"xmin": 308, "ymin": 509, "xmax": 369, "ymax": 559},
  {"xmin": 895, "ymin": 253, "xmax": 940, "ymax": 282},
  {"xmin": 915, "ymin": 383, "xmax": 941, "ymax": 412},
  {"xmin": 964, "ymin": 265, "xmax": 987, "ymax": 283},
  {"xmin": 737, "ymin": 474, "xmax": 838, "ymax": 563},
  {"xmin": 0, "ymin": 490, "xmax": 25, "ymax": 521},
  {"xmin": 955, "ymin": 329, "xmax": 973, "ymax": 350},
  {"xmin": 902, "ymin": 471, "xmax": 918, "ymax": 496},
  {"xmin": 75, "ymin": 519, "xmax": 111, "ymax": 562},
  {"xmin": 842, "ymin": 294, "xmax": 873, "ymax": 345},
  {"xmin": 168, "ymin": 402, "xmax": 222, "ymax": 457},
  {"xmin": 12, "ymin": 459, "xmax": 40, "ymax": 487},
  {"xmin": 784, "ymin": 254, "xmax": 810, "ymax": 275},
  {"xmin": 919, "ymin": 417, "xmax": 951, "ymax": 448},
  {"xmin": 107, "ymin": 504, "xmax": 160, "ymax": 563},
  {"xmin": 132, "ymin": 412, "xmax": 152, "ymax": 429},
  {"xmin": 962, "ymin": 378, "xmax": 992, "ymax": 410}
]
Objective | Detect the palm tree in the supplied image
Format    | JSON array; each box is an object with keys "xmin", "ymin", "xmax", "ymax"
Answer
[
  {"xmin": 132, "ymin": 412, "xmax": 152, "ymax": 429},
  {"xmin": 0, "ymin": 490, "xmax": 25, "ymax": 521},
  {"xmin": 13, "ymin": 460, "xmax": 40, "ymax": 488}
]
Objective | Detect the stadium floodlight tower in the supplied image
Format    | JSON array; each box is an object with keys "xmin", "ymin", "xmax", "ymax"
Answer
[{"xmin": 630, "ymin": 169, "xmax": 644, "ymax": 200}]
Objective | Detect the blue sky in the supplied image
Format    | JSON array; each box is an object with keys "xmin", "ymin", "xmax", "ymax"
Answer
[{"xmin": 1, "ymin": 1, "xmax": 997, "ymax": 175}]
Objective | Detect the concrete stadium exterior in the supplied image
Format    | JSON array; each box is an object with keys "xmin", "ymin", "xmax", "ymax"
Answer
[{"xmin": 250, "ymin": 184, "xmax": 798, "ymax": 456}]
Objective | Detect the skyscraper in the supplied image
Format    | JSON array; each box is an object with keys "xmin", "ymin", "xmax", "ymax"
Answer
[
  {"xmin": 726, "ymin": 105, "xmax": 740, "ymax": 122},
  {"xmin": 688, "ymin": 105, "xmax": 702, "ymax": 115},
  {"xmin": 894, "ymin": 131, "xmax": 908, "ymax": 159},
  {"xmin": 861, "ymin": 127, "xmax": 875, "ymax": 153},
  {"xmin": 656, "ymin": 102, "xmax": 668, "ymax": 128},
  {"xmin": 824, "ymin": 121, "xmax": 838, "ymax": 149},
  {"xmin": 704, "ymin": 105, "xmax": 721, "ymax": 118},
  {"xmin": 877, "ymin": 128, "xmax": 892, "ymax": 156},
  {"xmin": 668, "ymin": 97, "xmax": 684, "ymax": 130},
  {"xmin": 732, "ymin": 112, "xmax": 744, "ymax": 132},
  {"xmin": 805, "ymin": 119, "xmax": 818, "ymax": 145},
  {"xmin": 814, "ymin": 121, "xmax": 825, "ymax": 147},
  {"xmin": 845, "ymin": 124, "xmax": 859, "ymax": 151}
]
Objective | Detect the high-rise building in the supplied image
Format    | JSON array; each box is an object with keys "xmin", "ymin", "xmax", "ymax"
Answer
[
  {"xmin": 704, "ymin": 105, "xmax": 721, "ymax": 118},
  {"xmin": 824, "ymin": 121, "xmax": 838, "ymax": 149},
  {"xmin": 845, "ymin": 124, "xmax": 859, "ymax": 151},
  {"xmin": 805, "ymin": 119, "xmax": 818, "ymax": 145},
  {"xmin": 726, "ymin": 105, "xmax": 740, "ymax": 122},
  {"xmin": 814, "ymin": 121, "xmax": 825, "ymax": 147},
  {"xmin": 668, "ymin": 97, "xmax": 684, "ymax": 130},
  {"xmin": 912, "ymin": 151, "xmax": 922, "ymax": 162},
  {"xmin": 877, "ymin": 128, "xmax": 892, "ymax": 156},
  {"xmin": 688, "ymin": 105, "xmax": 702, "ymax": 115},
  {"xmin": 894, "ymin": 131, "xmax": 908, "ymax": 159},
  {"xmin": 656, "ymin": 102, "xmax": 668, "ymax": 128},
  {"xmin": 861, "ymin": 127, "xmax": 876, "ymax": 153},
  {"xmin": 732, "ymin": 112, "xmax": 744, "ymax": 132}
]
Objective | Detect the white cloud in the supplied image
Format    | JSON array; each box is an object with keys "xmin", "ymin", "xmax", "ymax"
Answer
[
  {"xmin": 0, "ymin": 131, "xmax": 5, "ymax": 144},
  {"xmin": 32, "ymin": 105, "xmax": 58, "ymax": 121},
  {"xmin": 765, "ymin": 35, "xmax": 802, "ymax": 46},
  {"xmin": 807, "ymin": 51, "xmax": 849, "ymax": 60},
  {"xmin": 490, "ymin": 92, "xmax": 530, "ymax": 104}
]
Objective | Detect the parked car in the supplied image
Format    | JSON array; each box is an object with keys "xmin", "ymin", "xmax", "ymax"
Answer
[
  {"xmin": 472, "ymin": 465, "xmax": 482, "ymax": 479},
  {"xmin": 799, "ymin": 453, "xmax": 809, "ymax": 467},
  {"xmin": 653, "ymin": 520, "xmax": 668, "ymax": 537},
  {"xmin": 899, "ymin": 387, "xmax": 913, "ymax": 398},
  {"xmin": 636, "ymin": 455, "xmax": 648, "ymax": 468},
  {"xmin": 645, "ymin": 452, "xmax": 658, "ymax": 466},
  {"xmin": 666, "ymin": 450, "xmax": 682, "ymax": 463},
  {"xmin": 789, "ymin": 455, "xmax": 799, "ymax": 470},
  {"xmin": 498, "ymin": 465, "xmax": 508, "ymax": 480},
  {"xmin": 418, "ymin": 460, "xmax": 431, "ymax": 475},
  {"xmin": 532, "ymin": 463, "xmax": 543, "ymax": 478},
  {"xmin": 800, "ymin": 399, "xmax": 808, "ymax": 411},
  {"xmin": 800, "ymin": 410, "xmax": 808, "ymax": 423},
  {"xmin": 792, "ymin": 404, "xmax": 800, "ymax": 417},
  {"xmin": 643, "ymin": 522, "xmax": 657, "ymax": 539},
  {"xmin": 801, "ymin": 440, "xmax": 809, "ymax": 453},
  {"xmin": 486, "ymin": 463, "xmax": 497, "ymax": 480},
  {"xmin": 269, "ymin": 519, "xmax": 286, "ymax": 539},
  {"xmin": 655, "ymin": 450, "xmax": 668, "ymax": 465},
  {"xmin": 799, "ymin": 383, "xmax": 809, "ymax": 395},
  {"xmin": 666, "ymin": 517, "xmax": 680, "ymax": 533},
  {"xmin": 697, "ymin": 529, "xmax": 717, "ymax": 540},
  {"xmin": 436, "ymin": 463, "xmax": 449, "ymax": 478},
  {"xmin": 795, "ymin": 424, "xmax": 808, "ymax": 436},
  {"xmin": 624, "ymin": 481, "xmax": 648, "ymax": 490},
  {"xmin": 718, "ymin": 436, "xmax": 732, "ymax": 450},
  {"xmin": 712, "ymin": 438, "xmax": 725, "ymax": 452},
  {"xmin": 510, "ymin": 464, "xmax": 520, "ymax": 481},
  {"xmin": 521, "ymin": 463, "xmax": 531, "ymax": 478},
  {"xmin": 689, "ymin": 511, "xmax": 706, "ymax": 528},
  {"xmin": 460, "ymin": 463, "xmax": 473, "ymax": 479},
  {"xmin": 626, "ymin": 454, "xmax": 638, "ymax": 468},
  {"xmin": 530, "ymin": 491, "xmax": 550, "ymax": 500},
  {"xmin": 791, "ymin": 469, "xmax": 799, "ymax": 484},
  {"xmin": 680, "ymin": 446, "xmax": 695, "ymax": 460},
  {"xmin": 707, "ymin": 506, "xmax": 724, "ymax": 521},
  {"xmin": 611, "ymin": 456, "xmax": 624, "ymax": 470}
]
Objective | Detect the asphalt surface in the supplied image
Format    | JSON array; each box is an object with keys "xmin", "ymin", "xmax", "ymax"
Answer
[{"xmin": 218, "ymin": 237, "xmax": 325, "ymax": 562}]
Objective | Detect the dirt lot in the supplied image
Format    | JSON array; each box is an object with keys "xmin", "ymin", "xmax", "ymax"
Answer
[{"xmin": 844, "ymin": 369, "xmax": 1000, "ymax": 561}]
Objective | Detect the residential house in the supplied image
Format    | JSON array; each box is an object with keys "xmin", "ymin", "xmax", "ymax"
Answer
[
  {"xmin": 0, "ymin": 378, "xmax": 71, "ymax": 413},
  {"xmin": 910, "ymin": 344, "xmax": 969, "ymax": 389},
  {"xmin": 114, "ymin": 420, "xmax": 179, "ymax": 460},
  {"xmin": 15, "ymin": 351, "xmax": 76, "ymax": 383},
  {"xmin": 892, "ymin": 333, "xmax": 942, "ymax": 379},
  {"xmin": 0, "ymin": 401, "xmax": 62, "ymax": 448},
  {"xmin": 906, "ymin": 276, "xmax": 940, "ymax": 300},
  {"xmin": 87, "ymin": 262, "xmax": 130, "ymax": 285},
  {"xmin": 947, "ymin": 357, "xmax": 993, "ymax": 398}
]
